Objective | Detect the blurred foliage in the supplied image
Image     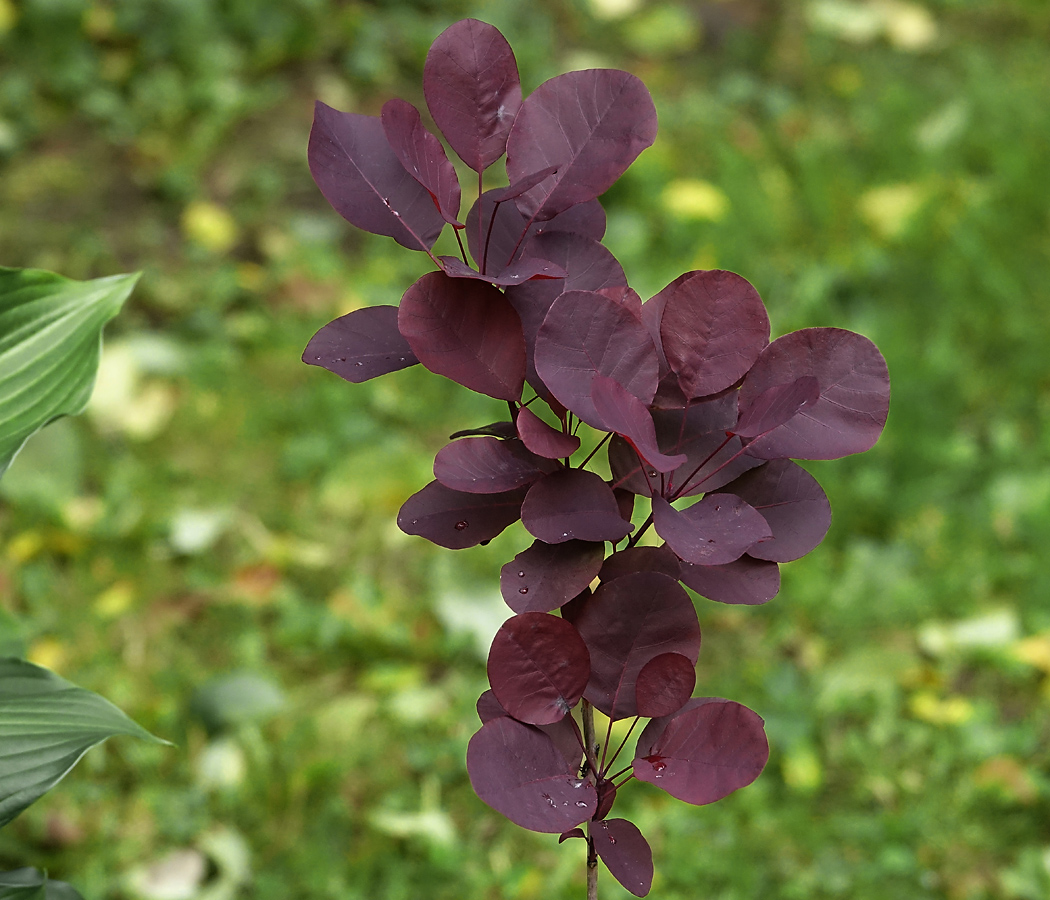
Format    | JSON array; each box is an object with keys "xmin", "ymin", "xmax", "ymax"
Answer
[{"xmin": 1, "ymin": 0, "xmax": 1049, "ymax": 898}]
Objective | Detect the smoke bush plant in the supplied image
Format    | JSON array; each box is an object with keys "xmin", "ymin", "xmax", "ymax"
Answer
[{"xmin": 304, "ymin": 19, "xmax": 889, "ymax": 897}]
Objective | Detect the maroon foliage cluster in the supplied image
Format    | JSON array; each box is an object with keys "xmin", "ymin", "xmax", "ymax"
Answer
[{"xmin": 304, "ymin": 18, "xmax": 889, "ymax": 896}]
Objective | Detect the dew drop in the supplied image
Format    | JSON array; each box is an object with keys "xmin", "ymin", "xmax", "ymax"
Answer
[
  {"xmin": 355, "ymin": 361, "xmax": 363, "ymax": 366},
  {"xmin": 608, "ymin": 835, "xmax": 617, "ymax": 844},
  {"xmin": 518, "ymin": 587, "xmax": 528, "ymax": 594},
  {"xmin": 573, "ymin": 781, "xmax": 583, "ymax": 789},
  {"xmin": 338, "ymin": 357, "xmax": 346, "ymax": 362},
  {"xmin": 392, "ymin": 210, "xmax": 401, "ymax": 218},
  {"xmin": 652, "ymin": 760, "xmax": 666, "ymax": 773},
  {"xmin": 575, "ymin": 801, "xmax": 589, "ymax": 808},
  {"xmin": 314, "ymin": 356, "xmax": 321, "ymax": 361},
  {"xmin": 454, "ymin": 521, "xmax": 469, "ymax": 531},
  {"xmin": 518, "ymin": 571, "xmax": 525, "ymax": 577}
]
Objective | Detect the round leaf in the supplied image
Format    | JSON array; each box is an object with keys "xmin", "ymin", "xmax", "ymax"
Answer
[
  {"xmin": 635, "ymin": 653, "xmax": 696, "ymax": 718},
  {"xmin": 652, "ymin": 494, "xmax": 772, "ymax": 566},
  {"xmin": 500, "ymin": 539, "xmax": 605, "ymax": 613},
  {"xmin": 679, "ymin": 556, "xmax": 781, "ymax": 606},
  {"xmin": 592, "ymin": 819, "xmax": 654, "ymax": 898},
  {"xmin": 397, "ymin": 480, "xmax": 526, "ymax": 549},
  {"xmin": 521, "ymin": 469, "xmax": 633, "ymax": 544},
  {"xmin": 515, "ymin": 406, "xmax": 580, "ymax": 459},
  {"xmin": 434, "ymin": 437, "xmax": 550, "ymax": 493},
  {"xmin": 302, "ymin": 306, "xmax": 417, "ymax": 383}
]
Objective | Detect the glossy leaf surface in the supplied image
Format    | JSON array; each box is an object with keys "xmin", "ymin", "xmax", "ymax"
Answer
[
  {"xmin": 573, "ymin": 572, "xmax": 700, "ymax": 720},
  {"xmin": 423, "ymin": 18, "xmax": 522, "ymax": 172},
  {"xmin": 679, "ymin": 556, "xmax": 781, "ymax": 606},
  {"xmin": 302, "ymin": 306, "xmax": 417, "ymax": 383},
  {"xmin": 434, "ymin": 437, "xmax": 549, "ymax": 493},
  {"xmin": 515, "ymin": 406, "xmax": 580, "ymax": 459},
  {"xmin": 635, "ymin": 652, "xmax": 696, "ymax": 718},
  {"xmin": 739, "ymin": 327, "xmax": 890, "ymax": 459},
  {"xmin": 521, "ymin": 469, "xmax": 633, "ymax": 544},
  {"xmin": 634, "ymin": 698, "xmax": 769, "ymax": 805},
  {"xmin": 592, "ymin": 819, "xmax": 654, "ymax": 897},
  {"xmin": 308, "ymin": 103, "xmax": 445, "ymax": 250},
  {"xmin": 652, "ymin": 494, "xmax": 772, "ymax": 566},
  {"xmin": 467, "ymin": 717, "xmax": 596, "ymax": 832},
  {"xmin": 658, "ymin": 270, "xmax": 770, "ymax": 398},
  {"xmin": 507, "ymin": 69, "xmax": 657, "ymax": 220},
  {"xmin": 719, "ymin": 460, "xmax": 831, "ymax": 562},
  {"xmin": 487, "ymin": 613, "xmax": 590, "ymax": 724},
  {"xmin": 500, "ymin": 540, "xmax": 604, "ymax": 613},
  {"xmin": 397, "ymin": 480, "xmax": 526, "ymax": 548},
  {"xmin": 398, "ymin": 271, "xmax": 526, "ymax": 401}
]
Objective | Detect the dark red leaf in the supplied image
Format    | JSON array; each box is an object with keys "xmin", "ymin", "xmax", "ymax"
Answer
[
  {"xmin": 506, "ymin": 69, "xmax": 657, "ymax": 220},
  {"xmin": 423, "ymin": 19, "xmax": 522, "ymax": 172},
  {"xmin": 633, "ymin": 699, "xmax": 769, "ymax": 805},
  {"xmin": 532, "ymin": 199, "xmax": 607, "ymax": 241},
  {"xmin": 521, "ymin": 469, "xmax": 633, "ymax": 544},
  {"xmin": 559, "ymin": 828, "xmax": 586, "ymax": 843},
  {"xmin": 599, "ymin": 546, "xmax": 681, "ymax": 583},
  {"xmin": 600, "ymin": 285, "xmax": 643, "ymax": 318},
  {"xmin": 591, "ymin": 374, "xmax": 687, "ymax": 473},
  {"xmin": 614, "ymin": 487, "xmax": 635, "ymax": 524},
  {"xmin": 398, "ymin": 271, "xmax": 526, "ymax": 401},
  {"xmin": 438, "ymin": 255, "xmax": 567, "ymax": 285},
  {"xmin": 734, "ymin": 376, "xmax": 820, "ymax": 438},
  {"xmin": 718, "ymin": 460, "xmax": 831, "ymax": 562},
  {"xmin": 477, "ymin": 689, "xmax": 506, "ymax": 723},
  {"xmin": 595, "ymin": 779, "xmax": 617, "ymax": 820},
  {"xmin": 737, "ymin": 327, "xmax": 891, "ymax": 460},
  {"xmin": 466, "ymin": 189, "xmax": 531, "ymax": 274},
  {"xmin": 593, "ymin": 819, "xmax": 654, "ymax": 897},
  {"xmin": 534, "ymin": 290, "xmax": 659, "ymax": 427},
  {"xmin": 467, "ymin": 717, "xmax": 596, "ymax": 832},
  {"xmin": 449, "ymin": 421, "xmax": 518, "ymax": 440},
  {"xmin": 302, "ymin": 306, "xmax": 417, "ymax": 382},
  {"xmin": 308, "ymin": 102, "xmax": 446, "ymax": 251},
  {"xmin": 487, "ymin": 612, "xmax": 590, "ymax": 725},
  {"xmin": 500, "ymin": 540, "xmax": 605, "ymax": 613},
  {"xmin": 477, "ymin": 691, "xmax": 583, "ymax": 768},
  {"xmin": 381, "ymin": 98, "xmax": 462, "ymax": 227},
  {"xmin": 488, "ymin": 166, "xmax": 560, "ymax": 202},
  {"xmin": 515, "ymin": 406, "xmax": 580, "ymax": 459},
  {"xmin": 397, "ymin": 480, "xmax": 525, "ymax": 549},
  {"xmin": 652, "ymin": 495, "xmax": 772, "ymax": 566},
  {"xmin": 678, "ymin": 556, "xmax": 780, "ymax": 606},
  {"xmin": 573, "ymin": 572, "xmax": 700, "ymax": 720},
  {"xmin": 659, "ymin": 270, "xmax": 770, "ymax": 399},
  {"xmin": 434, "ymin": 437, "xmax": 550, "ymax": 493},
  {"xmin": 635, "ymin": 652, "xmax": 696, "ymax": 718}
]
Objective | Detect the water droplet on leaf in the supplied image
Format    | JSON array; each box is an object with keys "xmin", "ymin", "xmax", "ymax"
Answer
[
  {"xmin": 519, "ymin": 587, "xmax": 528, "ymax": 594},
  {"xmin": 454, "ymin": 521, "xmax": 469, "ymax": 531}
]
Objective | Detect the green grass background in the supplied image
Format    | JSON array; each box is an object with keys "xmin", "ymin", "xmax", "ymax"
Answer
[{"xmin": 1, "ymin": 1, "xmax": 1049, "ymax": 897}]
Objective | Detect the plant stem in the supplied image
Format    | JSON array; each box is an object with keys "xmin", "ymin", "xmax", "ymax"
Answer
[{"xmin": 586, "ymin": 820, "xmax": 599, "ymax": 900}]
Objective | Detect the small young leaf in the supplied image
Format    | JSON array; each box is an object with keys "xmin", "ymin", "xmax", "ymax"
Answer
[
  {"xmin": 573, "ymin": 572, "xmax": 700, "ymax": 720},
  {"xmin": 635, "ymin": 653, "xmax": 696, "ymax": 718},
  {"xmin": 592, "ymin": 819, "xmax": 654, "ymax": 897},
  {"xmin": 737, "ymin": 327, "xmax": 891, "ymax": 460},
  {"xmin": 678, "ymin": 556, "xmax": 781, "ymax": 606},
  {"xmin": 0, "ymin": 267, "xmax": 137, "ymax": 479},
  {"xmin": 302, "ymin": 306, "xmax": 418, "ymax": 383},
  {"xmin": 507, "ymin": 69, "xmax": 657, "ymax": 220},
  {"xmin": 398, "ymin": 271, "xmax": 526, "ymax": 401},
  {"xmin": 718, "ymin": 460, "xmax": 832, "ymax": 562},
  {"xmin": 433, "ymin": 437, "xmax": 550, "ymax": 493},
  {"xmin": 423, "ymin": 19, "xmax": 522, "ymax": 172},
  {"xmin": 633, "ymin": 698, "xmax": 769, "ymax": 805},
  {"xmin": 308, "ymin": 103, "xmax": 446, "ymax": 250},
  {"xmin": 500, "ymin": 539, "xmax": 604, "ymax": 613},
  {"xmin": 590, "ymin": 374, "xmax": 686, "ymax": 473},
  {"xmin": 381, "ymin": 98, "xmax": 462, "ymax": 226},
  {"xmin": 0, "ymin": 659, "xmax": 166, "ymax": 828},
  {"xmin": 487, "ymin": 612, "xmax": 590, "ymax": 724},
  {"xmin": 733, "ymin": 375, "xmax": 820, "ymax": 438},
  {"xmin": 652, "ymin": 495, "xmax": 772, "ymax": 566},
  {"xmin": 467, "ymin": 717, "xmax": 596, "ymax": 832},
  {"xmin": 658, "ymin": 270, "xmax": 770, "ymax": 399},
  {"xmin": 515, "ymin": 407, "xmax": 580, "ymax": 459},
  {"xmin": 521, "ymin": 469, "xmax": 633, "ymax": 544},
  {"xmin": 397, "ymin": 480, "xmax": 526, "ymax": 549}
]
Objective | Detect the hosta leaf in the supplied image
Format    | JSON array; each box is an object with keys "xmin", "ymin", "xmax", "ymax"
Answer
[
  {"xmin": 423, "ymin": 19, "xmax": 522, "ymax": 172},
  {"xmin": 0, "ymin": 267, "xmax": 137, "ymax": 479},
  {"xmin": 302, "ymin": 306, "xmax": 417, "ymax": 383},
  {"xmin": 506, "ymin": 69, "xmax": 657, "ymax": 220},
  {"xmin": 592, "ymin": 819, "xmax": 654, "ymax": 897},
  {"xmin": 500, "ymin": 539, "xmax": 604, "ymax": 613},
  {"xmin": 521, "ymin": 469, "xmax": 633, "ymax": 544},
  {"xmin": 0, "ymin": 659, "xmax": 165, "ymax": 828},
  {"xmin": 0, "ymin": 868, "xmax": 83, "ymax": 900}
]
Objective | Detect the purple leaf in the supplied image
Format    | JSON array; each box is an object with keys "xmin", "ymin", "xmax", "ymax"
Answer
[
  {"xmin": 423, "ymin": 19, "xmax": 522, "ymax": 172},
  {"xmin": 381, "ymin": 98, "xmax": 462, "ymax": 227},
  {"xmin": 487, "ymin": 612, "xmax": 591, "ymax": 725},
  {"xmin": 534, "ymin": 290, "xmax": 659, "ymax": 427},
  {"xmin": 308, "ymin": 102, "xmax": 446, "ymax": 251},
  {"xmin": 573, "ymin": 572, "xmax": 700, "ymax": 720},
  {"xmin": 734, "ymin": 375, "xmax": 821, "ymax": 439},
  {"xmin": 614, "ymin": 487, "xmax": 635, "ymax": 525},
  {"xmin": 717, "ymin": 460, "xmax": 831, "ymax": 562},
  {"xmin": 658, "ymin": 270, "xmax": 770, "ymax": 398},
  {"xmin": 652, "ymin": 494, "xmax": 772, "ymax": 566},
  {"xmin": 506, "ymin": 69, "xmax": 657, "ymax": 220},
  {"xmin": 633, "ymin": 698, "xmax": 769, "ymax": 805},
  {"xmin": 635, "ymin": 652, "xmax": 696, "ymax": 718},
  {"xmin": 466, "ymin": 189, "xmax": 531, "ymax": 274},
  {"xmin": 449, "ymin": 421, "xmax": 518, "ymax": 440},
  {"xmin": 488, "ymin": 166, "xmax": 560, "ymax": 202},
  {"xmin": 434, "ymin": 436, "xmax": 551, "ymax": 493},
  {"xmin": 500, "ymin": 540, "xmax": 605, "ymax": 613},
  {"xmin": 467, "ymin": 717, "xmax": 596, "ymax": 832},
  {"xmin": 515, "ymin": 406, "xmax": 580, "ymax": 459},
  {"xmin": 559, "ymin": 828, "xmax": 586, "ymax": 843},
  {"xmin": 532, "ymin": 199, "xmax": 607, "ymax": 241},
  {"xmin": 590, "ymin": 374, "xmax": 687, "ymax": 473},
  {"xmin": 438, "ymin": 255, "xmax": 567, "ymax": 285},
  {"xmin": 397, "ymin": 480, "xmax": 525, "ymax": 549},
  {"xmin": 595, "ymin": 779, "xmax": 617, "ymax": 820},
  {"xmin": 592, "ymin": 819, "xmax": 654, "ymax": 898},
  {"xmin": 678, "ymin": 556, "xmax": 781, "ymax": 606},
  {"xmin": 477, "ymin": 691, "xmax": 582, "ymax": 769},
  {"xmin": 599, "ymin": 546, "xmax": 682, "ymax": 583},
  {"xmin": 737, "ymin": 327, "xmax": 891, "ymax": 460},
  {"xmin": 477, "ymin": 689, "xmax": 507, "ymax": 723},
  {"xmin": 521, "ymin": 469, "xmax": 634, "ymax": 544},
  {"xmin": 302, "ymin": 306, "xmax": 417, "ymax": 382},
  {"xmin": 398, "ymin": 271, "xmax": 526, "ymax": 401}
]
